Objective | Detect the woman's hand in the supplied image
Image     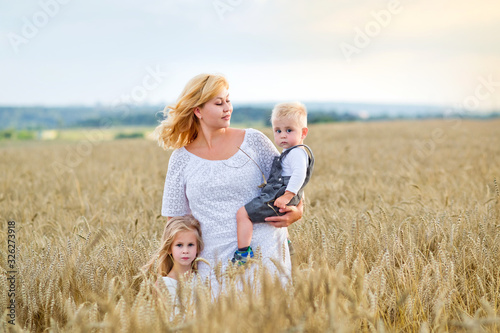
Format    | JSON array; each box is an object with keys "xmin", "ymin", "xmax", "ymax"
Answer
[{"xmin": 265, "ymin": 199, "xmax": 303, "ymax": 228}]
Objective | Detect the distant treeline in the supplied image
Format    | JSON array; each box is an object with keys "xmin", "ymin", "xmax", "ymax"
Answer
[
  {"xmin": 0, "ymin": 105, "xmax": 162, "ymax": 130},
  {"xmin": 76, "ymin": 106, "xmax": 276, "ymax": 128},
  {"xmin": 0, "ymin": 105, "xmax": 353, "ymax": 130},
  {"xmin": 1, "ymin": 105, "xmax": 498, "ymax": 130}
]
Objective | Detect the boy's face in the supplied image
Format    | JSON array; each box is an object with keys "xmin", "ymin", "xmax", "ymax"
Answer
[{"xmin": 272, "ymin": 118, "xmax": 308, "ymax": 149}]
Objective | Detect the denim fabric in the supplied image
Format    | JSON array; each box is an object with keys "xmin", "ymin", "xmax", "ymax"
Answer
[{"xmin": 245, "ymin": 145, "xmax": 314, "ymax": 223}]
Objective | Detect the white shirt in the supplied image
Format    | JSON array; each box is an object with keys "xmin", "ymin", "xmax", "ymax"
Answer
[
  {"xmin": 281, "ymin": 146, "xmax": 309, "ymax": 195},
  {"xmin": 162, "ymin": 276, "xmax": 178, "ymax": 301}
]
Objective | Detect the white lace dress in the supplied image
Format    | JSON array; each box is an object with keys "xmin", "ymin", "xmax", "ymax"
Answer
[{"xmin": 161, "ymin": 129, "xmax": 291, "ymax": 295}]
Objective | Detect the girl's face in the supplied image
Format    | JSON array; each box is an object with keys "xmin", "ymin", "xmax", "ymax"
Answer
[
  {"xmin": 169, "ymin": 229, "xmax": 198, "ymax": 268},
  {"xmin": 194, "ymin": 88, "xmax": 232, "ymax": 130}
]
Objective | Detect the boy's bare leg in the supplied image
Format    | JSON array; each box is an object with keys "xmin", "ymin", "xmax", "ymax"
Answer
[{"xmin": 236, "ymin": 207, "xmax": 253, "ymax": 249}]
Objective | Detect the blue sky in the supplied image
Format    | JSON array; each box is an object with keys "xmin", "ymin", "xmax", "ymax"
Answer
[{"xmin": 1, "ymin": 0, "xmax": 499, "ymax": 111}]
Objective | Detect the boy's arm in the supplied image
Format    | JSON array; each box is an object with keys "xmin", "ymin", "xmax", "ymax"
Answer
[
  {"xmin": 282, "ymin": 148, "xmax": 308, "ymax": 195},
  {"xmin": 274, "ymin": 191, "xmax": 296, "ymax": 209}
]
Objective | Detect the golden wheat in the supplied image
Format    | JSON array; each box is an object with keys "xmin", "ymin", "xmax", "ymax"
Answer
[{"xmin": 0, "ymin": 120, "xmax": 499, "ymax": 332}]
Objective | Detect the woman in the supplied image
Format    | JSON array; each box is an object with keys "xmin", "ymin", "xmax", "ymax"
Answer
[{"xmin": 155, "ymin": 73, "xmax": 303, "ymax": 294}]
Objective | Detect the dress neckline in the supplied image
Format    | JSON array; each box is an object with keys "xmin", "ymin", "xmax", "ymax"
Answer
[
  {"xmin": 181, "ymin": 129, "xmax": 249, "ymax": 162},
  {"xmin": 163, "ymin": 276, "xmax": 178, "ymax": 283}
]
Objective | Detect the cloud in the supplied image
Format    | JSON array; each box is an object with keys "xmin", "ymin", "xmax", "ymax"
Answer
[{"xmin": 0, "ymin": 0, "xmax": 499, "ymax": 109}]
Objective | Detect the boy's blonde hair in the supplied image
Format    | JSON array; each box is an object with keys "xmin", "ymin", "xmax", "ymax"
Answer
[
  {"xmin": 271, "ymin": 102, "xmax": 308, "ymax": 128},
  {"xmin": 154, "ymin": 73, "xmax": 229, "ymax": 149},
  {"xmin": 142, "ymin": 215, "xmax": 204, "ymax": 277}
]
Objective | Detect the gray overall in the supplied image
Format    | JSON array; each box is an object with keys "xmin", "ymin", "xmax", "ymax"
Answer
[{"xmin": 245, "ymin": 144, "xmax": 315, "ymax": 223}]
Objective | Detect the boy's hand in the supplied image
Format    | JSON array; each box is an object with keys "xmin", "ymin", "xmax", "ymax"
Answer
[
  {"xmin": 266, "ymin": 199, "xmax": 303, "ymax": 228},
  {"xmin": 274, "ymin": 191, "xmax": 295, "ymax": 209}
]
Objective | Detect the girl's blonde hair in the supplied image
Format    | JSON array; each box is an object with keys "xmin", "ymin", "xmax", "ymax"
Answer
[
  {"xmin": 154, "ymin": 73, "xmax": 229, "ymax": 149},
  {"xmin": 142, "ymin": 215, "xmax": 204, "ymax": 277}
]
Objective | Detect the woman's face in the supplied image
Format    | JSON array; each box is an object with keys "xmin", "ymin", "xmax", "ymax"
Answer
[{"xmin": 195, "ymin": 88, "xmax": 232, "ymax": 130}]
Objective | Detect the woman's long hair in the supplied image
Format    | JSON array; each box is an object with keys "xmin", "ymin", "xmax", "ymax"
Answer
[
  {"xmin": 154, "ymin": 73, "xmax": 229, "ymax": 149},
  {"xmin": 142, "ymin": 215, "xmax": 204, "ymax": 277}
]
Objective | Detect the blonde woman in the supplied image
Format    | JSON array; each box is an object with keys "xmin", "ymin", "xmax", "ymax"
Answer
[{"xmin": 155, "ymin": 73, "xmax": 303, "ymax": 294}]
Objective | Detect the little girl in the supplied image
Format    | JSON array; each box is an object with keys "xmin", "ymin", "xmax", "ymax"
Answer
[{"xmin": 143, "ymin": 215, "xmax": 204, "ymax": 304}]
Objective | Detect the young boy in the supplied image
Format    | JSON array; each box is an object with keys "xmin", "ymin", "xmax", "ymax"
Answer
[{"xmin": 232, "ymin": 102, "xmax": 314, "ymax": 264}]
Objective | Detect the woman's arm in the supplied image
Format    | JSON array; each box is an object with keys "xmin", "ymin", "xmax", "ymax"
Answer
[
  {"xmin": 264, "ymin": 199, "xmax": 303, "ymax": 227},
  {"xmin": 249, "ymin": 129, "xmax": 279, "ymax": 178},
  {"xmin": 161, "ymin": 149, "xmax": 190, "ymax": 217}
]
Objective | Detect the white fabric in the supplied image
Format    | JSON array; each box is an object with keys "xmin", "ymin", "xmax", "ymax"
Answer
[
  {"xmin": 162, "ymin": 276, "xmax": 178, "ymax": 301},
  {"xmin": 281, "ymin": 147, "xmax": 309, "ymax": 195},
  {"xmin": 161, "ymin": 128, "xmax": 291, "ymax": 295},
  {"xmin": 162, "ymin": 276, "xmax": 179, "ymax": 317},
  {"xmin": 162, "ymin": 276, "xmax": 195, "ymax": 316}
]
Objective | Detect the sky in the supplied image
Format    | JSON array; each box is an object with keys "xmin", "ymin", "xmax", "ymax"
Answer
[{"xmin": 1, "ymin": 0, "xmax": 500, "ymax": 111}]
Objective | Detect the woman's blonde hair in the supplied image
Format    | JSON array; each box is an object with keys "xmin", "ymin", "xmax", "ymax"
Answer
[
  {"xmin": 142, "ymin": 215, "xmax": 204, "ymax": 277},
  {"xmin": 154, "ymin": 73, "xmax": 229, "ymax": 149}
]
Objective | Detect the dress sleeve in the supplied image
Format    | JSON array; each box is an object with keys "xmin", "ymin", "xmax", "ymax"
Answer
[
  {"xmin": 246, "ymin": 129, "xmax": 279, "ymax": 179},
  {"xmin": 161, "ymin": 149, "xmax": 191, "ymax": 217}
]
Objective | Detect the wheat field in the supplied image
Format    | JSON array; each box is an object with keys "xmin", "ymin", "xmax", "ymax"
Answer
[{"xmin": 1, "ymin": 119, "xmax": 499, "ymax": 332}]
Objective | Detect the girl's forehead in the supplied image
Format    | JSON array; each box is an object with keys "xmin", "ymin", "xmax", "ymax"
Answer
[{"xmin": 173, "ymin": 229, "xmax": 197, "ymax": 239}]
